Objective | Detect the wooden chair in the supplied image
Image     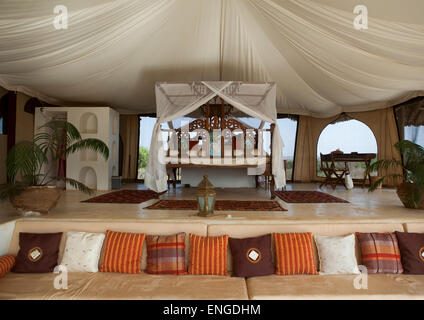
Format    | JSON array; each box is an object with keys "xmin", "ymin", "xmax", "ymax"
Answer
[{"xmin": 319, "ymin": 152, "xmax": 349, "ymax": 189}]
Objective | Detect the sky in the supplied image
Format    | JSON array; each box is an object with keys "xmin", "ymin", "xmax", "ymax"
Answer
[
  {"xmin": 405, "ymin": 126, "xmax": 424, "ymax": 146},
  {"xmin": 139, "ymin": 117, "xmax": 379, "ymax": 159},
  {"xmin": 317, "ymin": 120, "xmax": 378, "ymax": 156},
  {"xmin": 139, "ymin": 117, "xmax": 156, "ymax": 149}
]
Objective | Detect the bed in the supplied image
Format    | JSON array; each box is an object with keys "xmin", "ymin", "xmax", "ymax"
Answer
[
  {"xmin": 164, "ymin": 99, "xmax": 275, "ymax": 191},
  {"xmin": 145, "ymin": 81, "xmax": 286, "ymax": 197}
]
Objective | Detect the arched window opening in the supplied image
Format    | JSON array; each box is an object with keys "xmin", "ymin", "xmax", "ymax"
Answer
[{"xmin": 317, "ymin": 119, "xmax": 377, "ymax": 179}]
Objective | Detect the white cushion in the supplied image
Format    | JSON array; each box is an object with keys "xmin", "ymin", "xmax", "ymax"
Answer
[
  {"xmin": 60, "ymin": 231, "xmax": 105, "ymax": 272},
  {"xmin": 314, "ymin": 234, "xmax": 360, "ymax": 275}
]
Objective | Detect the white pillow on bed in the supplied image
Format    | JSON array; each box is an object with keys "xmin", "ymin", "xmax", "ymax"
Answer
[
  {"xmin": 314, "ymin": 234, "xmax": 360, "ymax": 275},
  {"xmin": 60, "ymin": 231, "xmax": 105, "ymax": 272}
]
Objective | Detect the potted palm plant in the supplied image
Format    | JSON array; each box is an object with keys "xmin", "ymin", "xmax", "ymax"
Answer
[
  {"xmin": 0, "ymin": 120, "xmax": 109, "ymax": 214},
  {"xmin": 366, "ymin": 140, "xmax": 424, "ymax": 209}
]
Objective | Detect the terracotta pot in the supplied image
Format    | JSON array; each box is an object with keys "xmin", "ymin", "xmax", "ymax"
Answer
[
  {"xmin": 10, "ymin": 186, "xmax": 61, "ymax": 215},
  {"xmin": 396, "ymin": 182, "xmax": 424, "ymax": 209},
  {"xmin": 370, "ymin": 176, "xmax": 382, "ymax": 189}
]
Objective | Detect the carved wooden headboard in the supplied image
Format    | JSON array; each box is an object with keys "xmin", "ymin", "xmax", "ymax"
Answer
[
  {"xmin": 175, "ymin": 116, "xmax": 251, "ymax": 134},
  {"xmin": 167, "ymin": 102, "xmax": 274, "ymax": 158}
]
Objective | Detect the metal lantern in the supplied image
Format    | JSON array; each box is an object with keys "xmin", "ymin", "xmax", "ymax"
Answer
[{"xmin": 196, "ymin": 175, "xmax": 216, "ymax": 217}]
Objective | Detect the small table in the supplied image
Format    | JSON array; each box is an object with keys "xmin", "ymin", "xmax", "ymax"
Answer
[{"xmin": 331, "ymin": 152, "xmax": 376, "ymax": 187}]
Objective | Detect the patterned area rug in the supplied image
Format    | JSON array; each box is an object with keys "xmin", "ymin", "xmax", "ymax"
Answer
[
  {"xmin": 145, "ymin": 199, "xmax": 286, "ymax": 211},
  {"xmin": 273, "ymin": 191, "xmax": 349, "ymax": 203},
  {"xmin": 82, "ymin": 190, "xmax": 162, "ymax": 204}
]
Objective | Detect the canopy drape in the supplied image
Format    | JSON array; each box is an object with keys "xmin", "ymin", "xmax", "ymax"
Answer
[
  {"xmin": 145, "ymin": 81, "xmax": 286, "ymax": 192},
  {"xmin": 394, "ymin": 97, "xmax": 424, "ymax": 142},
  {"xmin": 0, "ymin": 0, "xmax": 423, "ymax": 117}
]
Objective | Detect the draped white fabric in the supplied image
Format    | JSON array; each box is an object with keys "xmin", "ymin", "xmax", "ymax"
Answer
[
  {"xmin": 0, "ymin": 0, "xmax": 423, "ymax": 117},
  {"xmin": 145, "ymin": 81, "xmax": 286, "ymax": 192}
]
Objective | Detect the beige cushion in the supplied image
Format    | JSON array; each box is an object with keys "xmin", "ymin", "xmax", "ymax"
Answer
[
  {"xmin": 314, "ymin": 234, "xmax": 360, "ymax": 275},
  {"xmin": 207, "ymin": 223, "xmax": 404, "ymax": 271},
  {"xmin": 404, "ymin": 223, "xmax": 424, "ymax": 233},
  {"xmin": 246, "ymin": 274, "xmax": 424, "ymax": 300},
  {"xmin": 9, "ymin": 220, "xmax": 208, "ymax": 271},
  {"xmin": 0, "ymin": 272, "xmax": 248, "ymax": 300},
  {"xmin": 60, "ymin": 231, "xmax": 105, "ymax": 272}
]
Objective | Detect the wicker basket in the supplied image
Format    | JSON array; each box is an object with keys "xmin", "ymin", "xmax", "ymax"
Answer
[{"xmin": 10, "ymin": 186, "xmax": 61, "ymax": 214}]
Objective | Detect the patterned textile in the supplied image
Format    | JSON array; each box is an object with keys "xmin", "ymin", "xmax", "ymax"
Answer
[
  {"xmin": 145, "ymin": 233, "xmax": 187, "ymax": 275},
  {"xmin": 146, "ymin": 200, "xmax": 285, "ymax": 211},
  {"xmin": 188, "ymin": 234, "xmax": 229, "ymax": 276},
  {"xmin": 356, "ymin": 233, "xmax": 403, "ymax": 274},
  {"xmin": 273, "ymin": 233, "xmax": 318, "ymax": 275},
  {"xmin": 82, "ymin": 190, "xmax": 162, "ymax": 203},
  {"xmin": 229, "ymin": 234, "xmax": 275, "ymax": 277},
  {"xmin": 273, "ymin": 191, "xmax": 348, "ymax": 203},
  {"xmin": 60, "ymin": 231, "xmax": 105, "ymax": 272},
  {"xmin": 12, "ymin": 232, "xmax": 62, "ymax": 273},
  {"xmin": 395, "ymin": 231, "xmax": 424, "ymax": 274},
  {"xmin": 99, "ymin": 230, "xmax": 145, "ymax": 274},
  {"xmin": 0, "ymin": 255, "xmax": 15, "ymax": 278}
]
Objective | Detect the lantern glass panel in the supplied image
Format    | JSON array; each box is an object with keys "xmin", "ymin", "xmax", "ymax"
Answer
[
  {"xmin": 198, "ymin": 196, "xmax": 205, "ymax": 212},
  {"xmin": 207, "ymin": 196, "xmax": 215, "ymax": 212}
]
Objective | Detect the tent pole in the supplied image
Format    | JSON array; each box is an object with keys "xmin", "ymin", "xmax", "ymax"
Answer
[
  {"xmin": 206, "ymin": 101, "xmax": 210, "ymax": 131},
  {"xmin": 270, "ymin": 123, "xmax": 275, "ymax": 199}
]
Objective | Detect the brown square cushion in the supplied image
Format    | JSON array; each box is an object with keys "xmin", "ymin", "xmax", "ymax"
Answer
[
  {"xmin": 395, "ymin": 231, "xmax": 424, "ymax": 274},
  {"xmin": 12, "ymin": 232, "xmax": 62, "ymax": 273},
  {"xmin": 229, "ymin": 234, "xmax": 274, "ymax": 277}
]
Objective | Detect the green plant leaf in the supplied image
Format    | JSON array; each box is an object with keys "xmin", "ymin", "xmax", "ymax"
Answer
[
  {"xmin": 365, "ymin": 159, "xmax": 402, "ymax": 176},
  {"xmin": 66, "ymin": 138, "xmax": 109, "ymax": 160},
  {"xmin": 367, "ymin": 139, "xmax": 424, "ymax": 207},
  {"xmin": 368, "ymin": 174, "xmax": 403, "ymax": 192},
  {"xmin": 55, "ymin": 176, "xmax": 94, "ymax": 195},
  {"xmin": 6, "ymin": 141, "xmax": 47, "ymax": 184},
  {"xmin": 37, "ymin": 120, "xmax": 82, "ymax": 145},
  {"xmin": 2, "ymin": 120, "xmax": 109, "ymax": 202}
]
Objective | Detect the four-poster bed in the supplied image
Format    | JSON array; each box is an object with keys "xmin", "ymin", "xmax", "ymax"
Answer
[
  {"xmin": 144, "ymin": 81, "xmax": 286, "ymax": 198},
  {"xmin": 164, "ymin": 98, "xmax": 276, "ymax": 192}
]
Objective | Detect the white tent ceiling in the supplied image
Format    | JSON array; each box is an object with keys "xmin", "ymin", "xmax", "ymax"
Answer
[{"xmin": 0, "ymin": 0, "xmax": 423, "ymax": 117}]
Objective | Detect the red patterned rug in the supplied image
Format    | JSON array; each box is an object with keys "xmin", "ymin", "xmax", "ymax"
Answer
[
  {"xmin": 145, "ymin": 200, "xmax": 286, "ymax": 211},
  {"xmin": 82, "ymin": 190, "xmax": 163, "ymax": 204},
  {"xmin": 273, "ymin": 191, "xmax": 349, "ymax": 203}
]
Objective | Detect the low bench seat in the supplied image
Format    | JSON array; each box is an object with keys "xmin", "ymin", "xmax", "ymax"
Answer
[
  {"xmin": 0, "ymin": 272, "xmax": 248, "ymax": 300},
  {"xmin": 1, "ymin": 220, "xmax": 424, "ymax": 300},
  {"xmin": 246, "ymin": 274, "xmax": 424, "ymax": 300}
]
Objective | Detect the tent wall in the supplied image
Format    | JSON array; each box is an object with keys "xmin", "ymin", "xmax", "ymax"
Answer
[
  {"xmin": 119, "ymin": 115, "xmax": 139, "ymax": 181},
  {"xmin": 293, "ymin": 107, "xmax": 402, "ymax": 186},
  {"xmin": 0, "ymin": 89, "xmax": 36, "ymax": 184},
  {"xmin": 15, "ymin": 92, "xmax": 35, "ymax": 145},
  {"xmin": 0, "ymin": 89, "xmax": 9, "ymax": 184}
]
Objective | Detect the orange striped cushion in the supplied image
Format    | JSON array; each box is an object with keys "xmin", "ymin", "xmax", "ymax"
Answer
[
  {"xmin": 99, "ymin": 230, "xmax": 145, "ymax": 274},
  {"xmin": 0, "ymin": 255, "xmax": 15, "ymax": 278},
  {"xmin": 188, "ymin": 234, "xmax": 229, "ymax": 276},
  {"xmin": 274, "ymin": 233, "xmax": 318, "ymax": 275}
]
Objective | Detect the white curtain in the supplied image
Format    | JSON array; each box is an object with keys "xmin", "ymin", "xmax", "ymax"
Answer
[
  {"xmin": 0, "ymin": 0, "xmax": 423, "ymax": 117},
  {"xmin": 145, "ymin": 81, "xmax": 286, "ymax": 192}
]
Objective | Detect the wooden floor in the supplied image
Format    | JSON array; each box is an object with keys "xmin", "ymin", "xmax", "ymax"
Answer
[{"xmin": 1, "ymin": 182, "xmax": 424, "ymax": 225}]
